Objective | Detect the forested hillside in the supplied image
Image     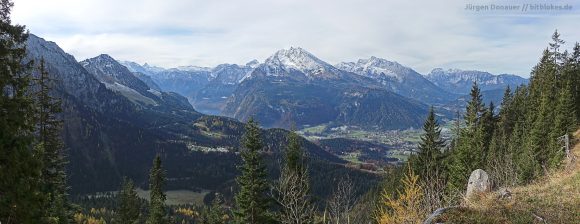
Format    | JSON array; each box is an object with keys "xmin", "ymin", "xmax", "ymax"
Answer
[{"xmin": 376, "ymin": 31, "xmax": 580, "ymax": 223}]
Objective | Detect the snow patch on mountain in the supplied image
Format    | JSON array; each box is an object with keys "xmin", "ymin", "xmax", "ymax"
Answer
[
  {"xmin": 336, "ymin": 56, "xmax": 414, "ymax": 82},
  {"xmin": 262, "ymin": 47, "xmax": 340, "ymax": 77},
  {"xmin": 105, "ymin": 82, "xmax": 158, "ymax": 106}
]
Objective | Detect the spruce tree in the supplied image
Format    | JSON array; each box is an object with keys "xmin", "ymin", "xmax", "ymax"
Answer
[
  {"xmin": 562, "ymin": 42, "xmax": 580, "ymax": 126},
  {"xmin": 446, "ymin": 83, "xmax": 486, "ymax": 194},
  {"xmin": 116, "ymin": 177, "xmax": 141, "ymax": 224},
  {"xmin": 36, "ymin": 59, "xmax": 70, "ymax": 224},
  {"xmin": 233, "ymin": 118, "xmax": 273, "ymax": 224},
  {"xmin": 147, "ymin": 155, "xmax": 167, "ymax": 224},
  {"xmin": 410, "ymin": 107, "xmax": 445, "ymax": 181},
  {"xmin": 199, "ymin": 193, "xmax": 227, "ymax": 224},
  {"xmin": 285, "ymin": 131, "xmax": 304, "ymax": 173},
  {"xmin": 548, "ymin": 79, "xmax": 577, "ymax": 167},
  {"xmin": 0, "ymin": 0, "xmax": 45, "ymax": 222},
  {"xmin": 569, "ymin": 43, "xmax": 580, "ymax": 121}
]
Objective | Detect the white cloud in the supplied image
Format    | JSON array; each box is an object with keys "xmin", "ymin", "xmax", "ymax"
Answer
[{"xmin": 11, "ymin": 0, "xmax": 580, "ymax": 77}]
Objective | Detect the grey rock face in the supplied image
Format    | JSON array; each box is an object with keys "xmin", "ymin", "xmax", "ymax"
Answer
[
  {"xmin": 466, "ymin": 169, "xmax": 491, "ymax": 198},
  {"xmin": 336, "ymin": 56, "xmax": 457, "ymax": 104},
  {"xmin": 426, "ymin": 68, "xmax": 528, "ymax": 95}
]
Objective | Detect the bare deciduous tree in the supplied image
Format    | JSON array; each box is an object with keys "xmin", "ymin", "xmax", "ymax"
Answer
[
  {"xmin": 272, "ymin": 166, "xmax": 316, "ymax": 224},
  {"xmin": 326, "ymin": 177, "xmax": 357, "ymax": 224},
  {"xmin": 487, "ymin": 153, "xmax": 519, "ymax": 188},
  {"xmin": 420, "ymin": 170, "xmax": 447, "ymax": 214}
]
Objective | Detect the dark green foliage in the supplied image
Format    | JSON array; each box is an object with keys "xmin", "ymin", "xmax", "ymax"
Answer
[
  {"xmin": 36, "ymin": 59, "xmax": 71, "ymax": 224},
  {"xmin": 447, "ymin": 83, "xmax": 491, "ymax": 194},
  {"xmin": 569, "ymin": 43, "xmax": 580, "ymax": 121},
  {"xmin": 409, "ymin": 107, "xmax": 445, "ymax": 181},
  {"xmin": 285, "ymin": 131, "xmax": 304, "ymax": 173},
  {"xmin": 0, "ymin": 1, "xmax": 45, "ymax": 222},
  {"xmin": 199, "ymin": 193, "xmax": 228, "ymax": 224},
  {"xmin": 233, "ymin": 118, "xmax": 273, "ymax": 224},
  {"xmin": 147, "ymin": 155, "xmax": 167, "ymax": 224},
  {"xmin": 447, "ymin": 30, "xmax": 580, "ymax": 190},
  {"xmin": 116, "ymin": 178, "xmax": 141, "ymax": 224}
]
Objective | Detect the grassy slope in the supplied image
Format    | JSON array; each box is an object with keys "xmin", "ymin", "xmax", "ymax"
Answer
[{"xmin": 436, "ymin": 129, "xmax": 580, "ymax": 223}]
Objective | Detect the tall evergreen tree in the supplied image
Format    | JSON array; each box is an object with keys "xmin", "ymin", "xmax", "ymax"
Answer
[
  {"xmin": 562, "ymin": 42, "xmax": 580, "ymax": 126},
  {"xmin": 409, "ymin": 107, "xmax": 447, "ymax": 211},
  {"xmin": 409, "ymin": 107, "xmax": 445, "ymax": 181},
  {"xmin": 0, "ymin": 1, "xmax": 45, "ymax": 223},
  {"xmin": 36, "ymin": 59, "xmax": 70, "ymax": 224},
  {"xmin": 234, "ymin": 118, "xmax": 273, "ymax": 224},
  {"xmin": 569, "ymin": 43, "xmax": 580, "ymax": 121},
  {"xmin": 199, "ymin": 193, "xmax": 227, "ymax": 224},
  {"xmin": 147, "ymin": 155, "xmax": 167, "ymax": 224},
  {"xmin": 527, "ymin": 48, "xmax": 558, "ymax": 175},
  {"xmin": 116, "ymin": 177, "xmax": 141, "ymax": 224},
  {"xmin": 548, "ymin": 79, "xmax": 577, "ymax": 167},
  {"xmin": 549, "ymin": 30, "xmax": 566, "ymax": 65},
  {"xmin": 446, "ymin": 83, "xmax": 486, "ymax": 194},
  {"xmin": 285, "ymin": 131, "xmax": 305, "ymax": 173}
]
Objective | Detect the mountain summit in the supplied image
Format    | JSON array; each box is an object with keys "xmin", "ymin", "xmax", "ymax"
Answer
[
  {"xmin": 426, "ymin": 68, "xmax": 528, "ymax": 94},
  {"xmin": 337, "ymin": 56, "xmax": 413, "ymax": 82},
  {"xmin": 337, "ymin": 57, "xmax": 456, "ymax": 104},
  {"xmin": 261, "ymin": 47, "xmax": 342, "ymax": 79}
]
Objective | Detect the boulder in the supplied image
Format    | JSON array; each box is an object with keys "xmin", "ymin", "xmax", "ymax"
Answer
[{"xmin": 466, "ymin": 169, "xmax": 491, "ymax": 198}]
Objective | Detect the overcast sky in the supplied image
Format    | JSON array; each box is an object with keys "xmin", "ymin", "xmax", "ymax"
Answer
[{"xmin": 12, "ymin": 0, "xmax": 580, "ymax": 77}]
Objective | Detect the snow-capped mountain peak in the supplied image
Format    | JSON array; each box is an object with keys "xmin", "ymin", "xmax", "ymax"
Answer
[
  {"xmin": 336, "ymin": 56, "xmax": 414, "ymax": 82},
  {"xmin": 174, "ymin": 65, "xmax": 212, "ymax": 72},
  {"xmin": 426, "ymin": 68, "xmax": 528, "ymax": 94},
  {"xmin": 263, "ymin": 47, "xmax": 337, "ymax": 76}
]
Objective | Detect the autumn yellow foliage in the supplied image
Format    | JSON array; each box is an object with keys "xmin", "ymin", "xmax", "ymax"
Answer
[
  {"xmin": 377, "ymin": 166, "xmax": 424, "ymax": 224},
  {"xmin": 73, "ymin": 212, "xmax": 107, "ymax": 224}
]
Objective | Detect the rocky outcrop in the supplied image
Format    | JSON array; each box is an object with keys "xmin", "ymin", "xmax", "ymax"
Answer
[{"xmin": 466, "ymin": 169, "xmax": 491, "ymax": 198}]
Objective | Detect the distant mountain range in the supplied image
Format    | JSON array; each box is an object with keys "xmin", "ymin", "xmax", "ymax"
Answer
[
  {"xmin": 336, "ymin": 57, "xmax": 456, "ymax": 104},
  {"xmin": 426, "ymin": 68, "xmax": 528, "ymax": 95},
  {"xmin": 120, "ymin": 48, "xmax": 527, "ymax": 129},
  {"xmin": 222, "ymin": 47, "xmax": 430, "ymax": 129},
  {"xmin": 25, "ymin": 33, "xmax": 530, "ymax": 198},
  {"xmin": 26, "ymin": 35, "xmax": 344, "ymax": 194}
]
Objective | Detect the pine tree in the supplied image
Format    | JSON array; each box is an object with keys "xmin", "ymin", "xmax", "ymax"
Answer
[
  {"xmin": 464, "ymin": 82, "xmax": 485, "ymax": 129},
  {"xmin": 562, "ymin": 42, "xmax": 580, "ymax": 127},
  {"xmin": 508, "ymin": 87, "xmax": 541, "ymax": 184},
  {"xmin": 548, "ymin": 79, "xmax": 577, "ymax": 167},
  {"xmin": 0, "ymin": 0, "xmax": 45, "ymax": 222},
  {"xmin": 549, "ymin": 30, "xmax": 566, "ymax": 66},
  {"xmin": 116, "ymin": 177, "xmax": 141, "ymax": 224},
  {"xmin": 36, "ymin": 59, "xmax": 70, "ymax": 224},
  {"xmin": 409, "ymin": 107, "xmax": 447, "ymax": 212},
  {"xmin": 233, "ymin": 118, "xmax": 273, "ymax": 224},
  {"xmin": 285, "ymin": 131, "xmax": 304, "ymax": 173},
  {"xmin": 481, "ymin": 101, "xmax": 496, "ymax": 152},
  {"xmin": 446, "ymin": 83, "xmax": 486, "ymax": 194},
  {"xmin": 486, "ymin": 87, "xmax": 519, "ymax": 186},
  {"xmin": 274, "ymin": 131, "xmax": 315, "ymax": 224},
  {"xmin": 147, "ymin": 155, "xmax": 167, "ymax": 224},
  {"xmin": 199, "ymin": 193, "xmax": 228, "ymax": 224},
  {"xmin": 569, "ymin": 43, "xmax": 580, "ymax": 121},
  {"xmin": 410, "ymin": 107, "xmax": 445, "ymax": 181}
]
